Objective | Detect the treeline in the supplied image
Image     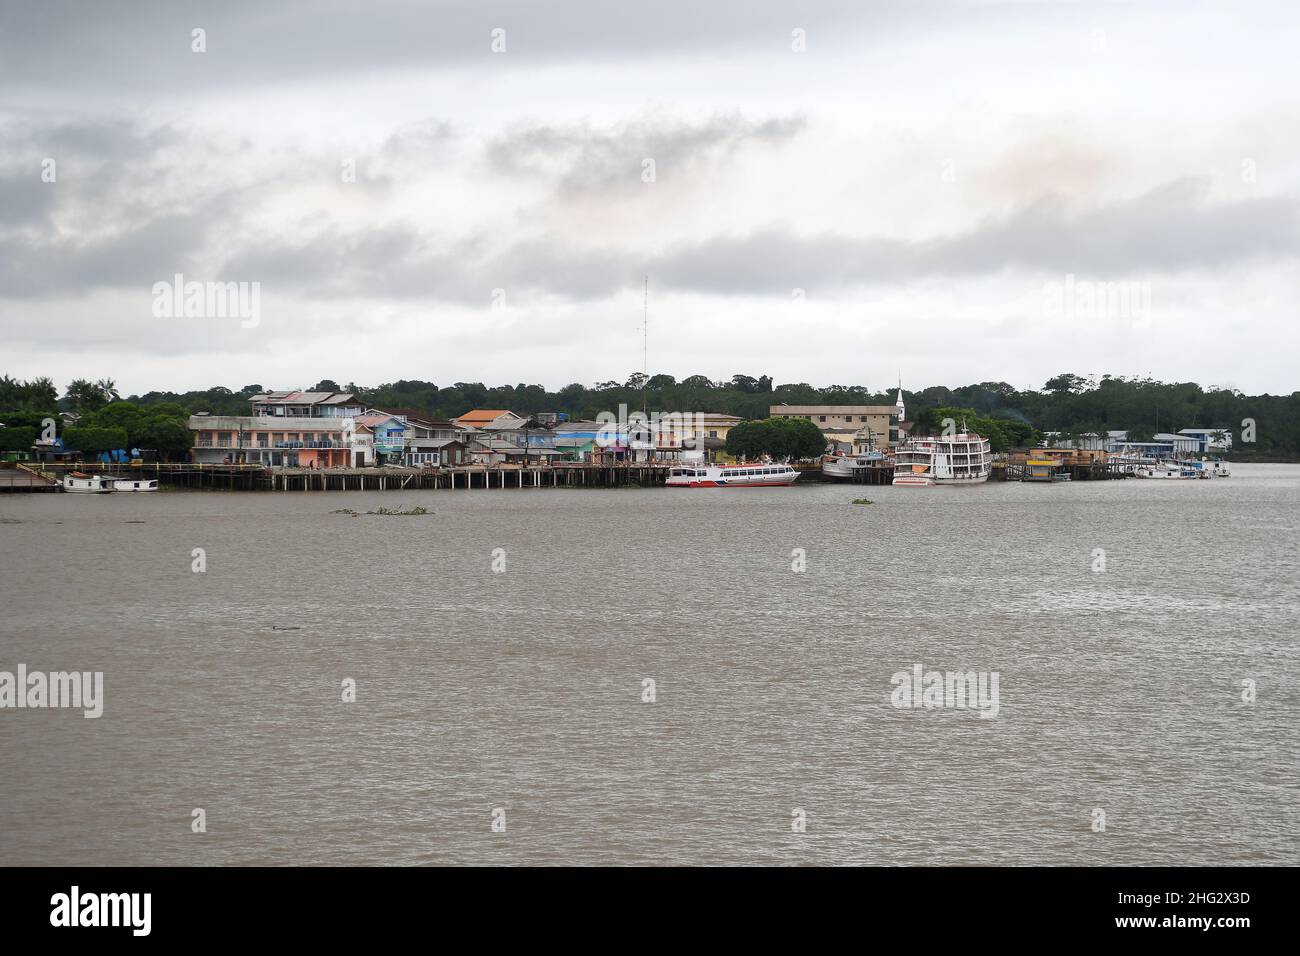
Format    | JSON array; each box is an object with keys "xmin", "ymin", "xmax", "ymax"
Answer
[
  {"xmin": 119, "ymin": 374, "xmax": 888, "ymax": 424},
  {"xmin": 0, "ymin": 375, "xmax": 192, "ymax": 457},
  {"xmin": 5, "ymin": 371, "xmax": 1299, "ymax": 457}
]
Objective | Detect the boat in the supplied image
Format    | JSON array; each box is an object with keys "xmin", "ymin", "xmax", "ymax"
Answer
[
  {"xmin": 822, "ymin": 428, "xmax": 886, "ymax": 480},
  {"xmin": 1132, "ymin": 460, "xmax": 1197, "ymax": 479},
  {"xmin": 62, "ymin": 473, "xmax": 115, "ymax": 493},
  {"xmin": 892, "ymin": 431, "xmax": 991, "ymax": 486},
  {"xmin": 112, "ymin": 478, "xmax": 158, "ymax": 492},
  {"xmin": 666, "ymin": 463, "xmax": 799, "ymax": 487},
  {"xmin": 822, "ymin": 449, "xmax": 886, "ymax": 480}
]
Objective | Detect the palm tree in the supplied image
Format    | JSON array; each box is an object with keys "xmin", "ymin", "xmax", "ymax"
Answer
[
  {"xmin": 95, "ymin": 378, "xmax": 120, "ymax": 405},
  {"xmin": 65, "ymin": 378, "xmax": 98, "ymax": 413}
]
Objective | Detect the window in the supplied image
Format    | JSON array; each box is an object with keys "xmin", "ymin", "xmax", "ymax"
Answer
[{"xmin": 819, "ymin": 416, "xmax": 826, "ymax": 422}]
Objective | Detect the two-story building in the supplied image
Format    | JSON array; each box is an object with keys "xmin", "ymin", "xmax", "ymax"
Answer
[
  {"xmin": 769, "ymin": 403, "xmax": 901, "ymax": 450},
  {"xmin": 399, "ymin": 415, "xmax": 470, "ymax": 467},
  {"xmin": 188, "ymin": 414, "xmax": 351, "ymax": 467}
]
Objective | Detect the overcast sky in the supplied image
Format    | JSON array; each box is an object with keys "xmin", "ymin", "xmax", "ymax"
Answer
[{"xmin": 2, "ymin": 0, "xmax": 1297, "ymax": 396}]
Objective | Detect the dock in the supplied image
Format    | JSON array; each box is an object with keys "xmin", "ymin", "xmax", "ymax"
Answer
[
  {"xmin": 13, "ymin": 461, "xmax": 677, "ymax": 492},
  {"xmin": 993, "ymin": 454, "xmax": 1130, "ymax": 481},
  {"xmin": 0, "ymin": 463, "xmax": 60, "ymax": 493}
]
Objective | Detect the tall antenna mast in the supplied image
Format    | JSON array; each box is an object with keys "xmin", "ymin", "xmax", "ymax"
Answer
[{"xmin": 642, "ymin": 275, "xmax": 649, "ymax": 415}]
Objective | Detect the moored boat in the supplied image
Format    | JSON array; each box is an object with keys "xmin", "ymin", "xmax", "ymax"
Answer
[
  {"xmin": 1132, "ymin": 460, "xmax": 1197, "ymax": 479},
  {"xmin": 62, "ymin": 473, "xmax": 115, "ymax": 493},
  {"xmin": 112, "ymin": 478, "xmax": 158, "ymax": 492},
  {"xmin": 892, "ymin": 431, "xmax": 991, "ymax": 486},
  {"xmin": 666, "ymin": 463, "xmax": 799, "ymax": 487},
  {"xmin": 821, "ymin": 450, "xmax": 885, "ymax": 480}
]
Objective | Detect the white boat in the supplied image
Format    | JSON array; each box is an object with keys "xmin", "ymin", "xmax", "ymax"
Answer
[
  {"xmin": 1132, "ymin": 460, "xmax": 1197, "ymax": 479},
  {"xmin": 823, "ymin": 429, "xmax": 886, "ymax": 480},
  {"xmin": 62, "ymin": 473, "xmax": 115, "ymax": 493},
  {"xmin": 822, "ymin": 450, "xmax": 885, "ymax": 480},
  {"xmin": 112, "ymin": 478, "xmax": 158, "ymax": 492},
  {"xmin": 666, "ymin": 463, "xmax": 799, "ymax": 487},
  {"xmin": 1202, "ymin": 458, "xmax": 1231, "ymax": 478},
  {"xmin": 892, "ymin": 432, "xmax": 991, "ymax": 486}
]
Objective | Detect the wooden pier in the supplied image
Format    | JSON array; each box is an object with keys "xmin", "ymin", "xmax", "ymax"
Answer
[
  {"xmin": 22, "ymin": 461, "xmax": 677, "ymax": 492},
  {"xmin": 993, "ymin": 455, "xmax": 1130, "ymax": 481},
  {"xmin": 0, "ymin": 462, "xmax": 60, "ymax": 493}
]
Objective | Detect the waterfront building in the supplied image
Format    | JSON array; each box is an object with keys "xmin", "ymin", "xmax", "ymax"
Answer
[
  {"xmin": 349, "ymin": 421, "xmax": 376, "ymax": 467},
  {"xmin": 402, "ymin": 416, "xmax": 470, "ymax": 466},
  {"xmin": 657, "ymin": 412, "xmax": 742, "ymax": 449},
  {"xmin": 354, "ymin": 413, "xmax": 409, "ymax": 465},
  {"xmin": 468, "ymin": 436, "xmax": 562, "ymax": 465},
  {"xmin": 552, "ymin": 420, "xmax": 606, "ymax": 462},
  {"xmin": 769, "ymin": 403, "xmax": 902, "ymax": 449},
  {"xmin": 404, "ymin": 437, "xmax": 469, "ymax": 467},
  {"xmin": 1175, "ymin": 428, "xmax": 1232, "ymax": 452},
  {"xmin": 188, "ymin": 415, "xmax": 350, "ymax": 467},
  {"xmin": 480, "ymin": 416, "xmax": 558, "ymax": 452},
  {"xmin": 1152, "ymin": 432, "xmax": 1206, "ymax": 455}
]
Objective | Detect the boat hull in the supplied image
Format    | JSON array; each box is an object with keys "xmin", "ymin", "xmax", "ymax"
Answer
[
  {"xmin": 821, "ymin": 453, "xmax": 884, "ymax": 480},
  {"xmin": 666, "ymin": 464, "xmax": 799, "ymax": 488},
  {"xmin": 62, "ymin": 475, "xmax": 114, "ymax": 493},
  {"xmin": 112, "ymin": 480, "xmax": 158, "ymax": 492}
]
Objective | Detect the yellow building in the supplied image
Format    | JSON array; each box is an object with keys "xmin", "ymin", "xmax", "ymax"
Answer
[{"xmin": 769, "ymin": 404, "xmax": 900, "ymax": 449}]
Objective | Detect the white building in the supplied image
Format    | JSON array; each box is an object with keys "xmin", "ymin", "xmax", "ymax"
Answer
[{"xmin": 1177, "ymin": 427, "xmax": 1233, "ymax": 451}]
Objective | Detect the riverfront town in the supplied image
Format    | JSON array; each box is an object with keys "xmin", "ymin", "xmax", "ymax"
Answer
[{"xmin": 0, "ymin": 373, "xmax": 1258, "ymax": 493}]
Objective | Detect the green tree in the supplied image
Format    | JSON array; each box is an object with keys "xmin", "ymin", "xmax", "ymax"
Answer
[{"xmin": 726, "ymin": 417, "xmax": 825, "ymax": 460}]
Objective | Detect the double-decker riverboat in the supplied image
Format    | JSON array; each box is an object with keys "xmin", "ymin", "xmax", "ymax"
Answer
[
  {"xmin": 891, "ymin": 431, "xmax": 992, "ymax": 486},
  {"xmin": 666, "ymin": 463, "xmax": 799, "ymax": 488}
]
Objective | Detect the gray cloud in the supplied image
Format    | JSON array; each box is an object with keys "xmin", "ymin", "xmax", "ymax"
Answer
[
  {"xmin": 207, "ymin": 178, "xmax": 1300, "ymax": 303},
  {"xmin": 654, "ymin": 180, "xmax": 1300, "ymax": 293},
  {"xmin": 8, "ymin": 168, "xmax": 1291, "ymax": 305},
  {"xmin": 487, "ymin": 113, "xmax": 806, "ymax": 195}
]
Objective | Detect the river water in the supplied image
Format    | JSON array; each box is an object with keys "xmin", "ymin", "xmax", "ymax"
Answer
[{"xmin": 1, "ymin": 465, "xmax": 1297, "ymax": 865}]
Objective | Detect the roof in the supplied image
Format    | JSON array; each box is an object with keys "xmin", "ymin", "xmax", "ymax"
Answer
[
  {"xmin": 250, "ymin": 390, "xmax": 355, "ymax": 405},
  {"xmin": 483, "ymin": 417, "xmax": 550, "ymax": 432},
  {"xmin": 456, "ymin": 409, "xmax": 517, "ymax": 426},
  {"xmin": 552, "ymin": 419, "xmax": 603, "ymax": 432},
  {"xmin": 769, "ymin": 405, "xmax": 897, "ymax": 415},
  {"xmin": 406, "ymin": 437, "xmax": 466, "ymax": 449},
  {"xmin": 356, "ymin": 413, "xmax": 405, "ymax": 428}
]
